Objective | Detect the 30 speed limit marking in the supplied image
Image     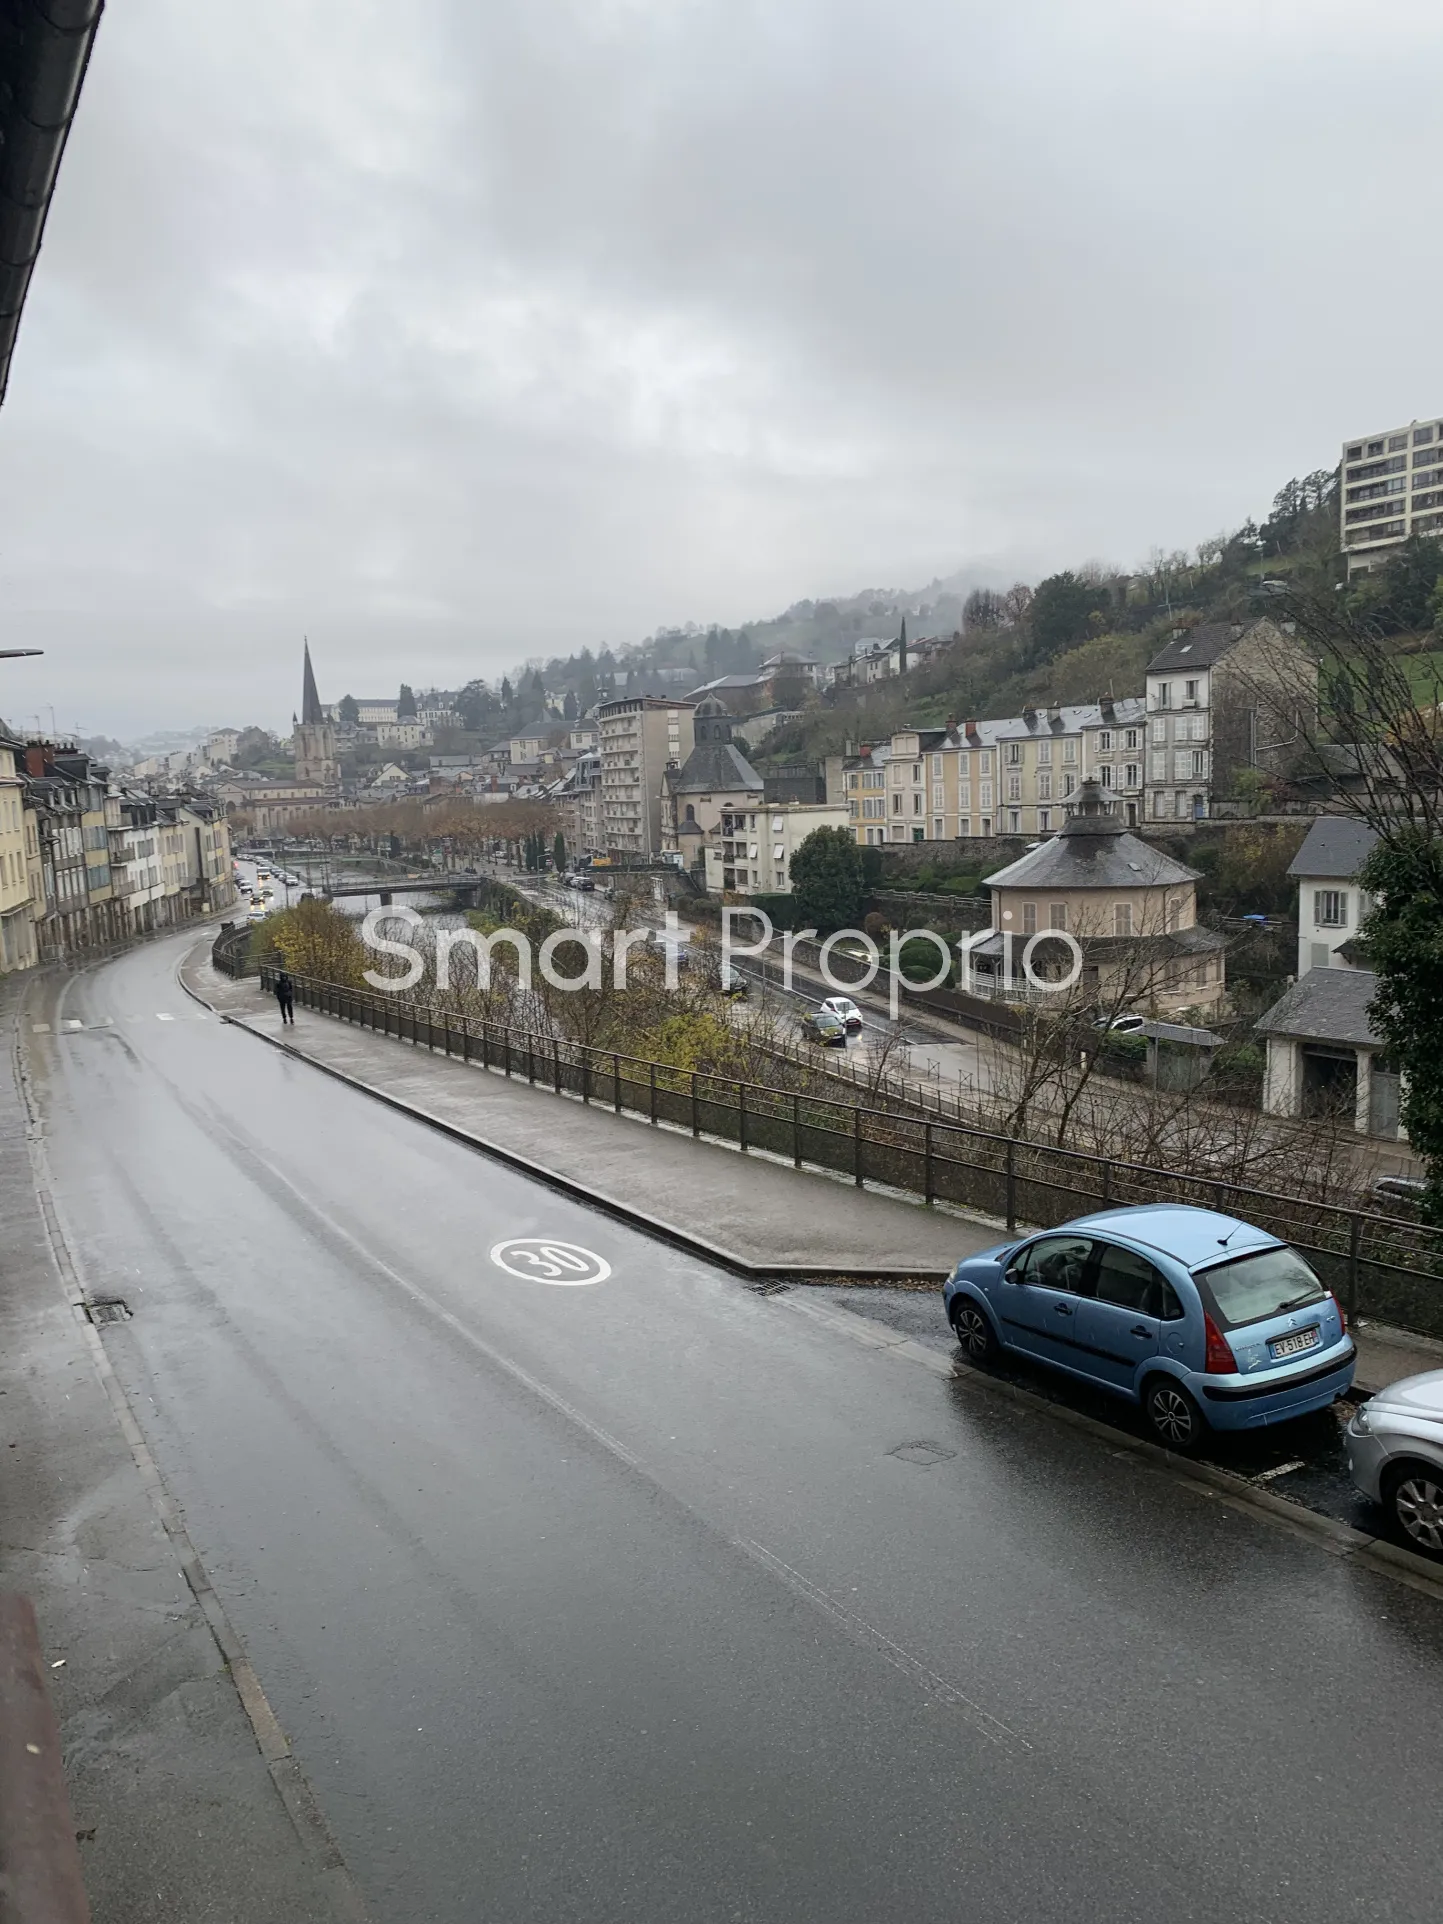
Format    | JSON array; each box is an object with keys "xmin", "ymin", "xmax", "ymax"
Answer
[{"xmin": 489, "ymin": 1238, "xmax": 611, "ymax": 1286}]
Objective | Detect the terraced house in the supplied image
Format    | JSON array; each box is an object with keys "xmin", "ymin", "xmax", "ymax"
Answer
[{"xmin": 838, "ymin": 699, "xmax": 1146, "ymax": 845}]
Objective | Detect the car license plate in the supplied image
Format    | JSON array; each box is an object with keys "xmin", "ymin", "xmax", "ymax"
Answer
[{"xmin": 1269, "ymin": 1326, "xmax": 1321, "ymax": 1361}]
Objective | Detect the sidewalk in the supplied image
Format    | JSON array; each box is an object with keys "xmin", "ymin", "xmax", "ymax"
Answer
[
  {"xmin": 185, "ymin": 953, "xmax": 988, "ymax": 1278},
  {"xmin": 183, "ymin": 950, "xmax": 1439, "ymax": 1393},
  {"xmin": 1, "ymin": 971, "xmax": 365, "ymax": 1924}
]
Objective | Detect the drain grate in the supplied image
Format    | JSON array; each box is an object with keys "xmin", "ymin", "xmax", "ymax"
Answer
[{"xmin": 84, "ymin": 1299, "xmax": 132, "ymax": 1325}]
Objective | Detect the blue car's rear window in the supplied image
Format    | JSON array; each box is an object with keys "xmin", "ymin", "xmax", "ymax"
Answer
[{"xmin": 1195, "ymin": 1246, "xmax": 1327, "ymax": 1332}]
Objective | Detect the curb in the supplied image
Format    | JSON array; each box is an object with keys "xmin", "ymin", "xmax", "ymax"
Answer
[{"xmin": 181, "ymin": 958, "xmax": 1443, "ymax": 1609}]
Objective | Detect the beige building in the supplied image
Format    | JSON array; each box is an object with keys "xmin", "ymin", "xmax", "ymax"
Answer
[
  {"xmin": 704, "ymin": 801, "xmax": 853, "ymax": 896},
  {"xmin": 839, "ymin": 701, "xmax": 1146, "ymax": 846},
  {"xmin": 970, "ymin": 780, "xmax": 1226, "ymax": 1016},
  {"xmin": 597, "ymin": 695, "xmax": 695, "ymax": 858},
  {"xmin": 0, "ymin": 729, "xmax": 37, "ymax": 973},
  {"xmin": 1340, "ymin": 414, "xmax": 1443, "ymax": 574},
  {"xmin": 663, "ymin": 696, "xmax": 766, "ymax": 865}
]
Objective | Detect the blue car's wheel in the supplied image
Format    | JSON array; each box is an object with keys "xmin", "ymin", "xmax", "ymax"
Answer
[
  {"xmin": 1143, "ymin": 1377, "xmax": 1204, "ymax": 1452},
  {"xmin": 951, "ymin": 1298, "xmax": 997, "ymax": 1365}
]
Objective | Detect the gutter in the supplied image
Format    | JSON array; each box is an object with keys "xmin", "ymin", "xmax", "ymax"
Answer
[{"xmin": 0, "ymin": 0, "xmax": 105, "ymax": 407}]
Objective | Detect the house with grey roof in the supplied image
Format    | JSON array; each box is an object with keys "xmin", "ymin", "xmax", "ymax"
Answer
[
  {"xmin": 1251, "ymin": 812, "xmax": 1403, "ymax": 1137},
  {"xmin": 1287, "ymin": 815, "xmax": 1380, "ymax": 976},
  {"xmin": 967, "ymin": 779, "xmax": 1227, "ymax": 1015},
  {"xmin": 1255, "ymin": 968, "xmax": 1402, "ymax": 1139},
  {"xmin": 1143, "ymin": 616, "xmax": 1317, "ymax": 824}
]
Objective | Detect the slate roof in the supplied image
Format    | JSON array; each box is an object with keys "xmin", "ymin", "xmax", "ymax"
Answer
[
  {"xmin": 1253, "ymin": 967, "xmax": 1382, "ymax": 1049},
  {"xmin": 1145, "ymin": 621, "xmax": 1258, "ymax": 674},
  {"xmin": 983, "ymin": 784, "xmax": 1200, "ymax": 892},
  {"xmin": 1286, "ymin": 815, "xmax": 1380, "ymax": 880},
  {"xmin": 668, "ymin": 739, "xmax": 765, "ymax": 795}
]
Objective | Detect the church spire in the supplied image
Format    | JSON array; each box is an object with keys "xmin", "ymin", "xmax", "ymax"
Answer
[{"xmin": 301, "ymin": 639, "xmax": 323, "ymax": 725}]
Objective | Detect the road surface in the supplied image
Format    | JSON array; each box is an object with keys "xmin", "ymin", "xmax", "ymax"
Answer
[{"xmin": 22, "ymin": 934, "xmax": 1443, "ymax": 1924}]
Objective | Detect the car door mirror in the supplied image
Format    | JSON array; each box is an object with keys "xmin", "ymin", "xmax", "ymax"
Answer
[{"xmin": 1003, "ymin": 1262, "xmax": 1023, "ymax": 1284}]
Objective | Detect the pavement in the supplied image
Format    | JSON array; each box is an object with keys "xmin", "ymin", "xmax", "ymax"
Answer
[{"xmin": 7, "ymin": 931, "xmax": 1443, "ymax": 1923}]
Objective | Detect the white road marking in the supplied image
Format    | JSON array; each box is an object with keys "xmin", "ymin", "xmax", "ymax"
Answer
[
  {"xmin": 63, "ymin": 1018, "xmax": 84, "ymax": 1030},
  {"xmin": 1252, "ymin": 1458, "xmax": 1307, "ymax": 1484},
  {"xmin": 490, "ymin": 1238, "xmax": 611, "ymax": 1286},
  {"xmin": 31, "ymin": 1022, "xmax": 50, "ymax": 1033},
  {"xmin": 155, "ymin": 1012, "xmax": 174, "ymax": 1021}
]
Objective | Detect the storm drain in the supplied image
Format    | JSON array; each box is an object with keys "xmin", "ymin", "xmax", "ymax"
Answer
[
  {"xmin": 889, "ymin": 1441, "xmax": 957, "ymax": 1468},
  {"xmin": 83, "ymin": 1299, "xmax": 132, "ymax": 1325}
]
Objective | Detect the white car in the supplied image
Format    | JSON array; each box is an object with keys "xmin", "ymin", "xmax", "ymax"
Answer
[
  {"xmin": 1345, "ymin": 1370, "xmax": 1443, "ymax": 1560},
  {"xmin": 819, "ymin": 996, "xmax": 863, "ymax": 1031}
]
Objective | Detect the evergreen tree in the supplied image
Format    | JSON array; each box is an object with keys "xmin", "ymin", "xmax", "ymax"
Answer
[
  {"xmin": 397, "ymin": 684, "xmax": 417, "ymax": 719},
  {"xmin": 790, "ymin": 827, "xmax": 864, "ymax": 934}
]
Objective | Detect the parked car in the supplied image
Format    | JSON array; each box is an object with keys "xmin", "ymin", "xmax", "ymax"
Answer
[
  {"xmin": 1093, "ymin": 1012, "xmax": 1146, "ymax": 1035},
  {"xmin": 1368, "ymin": 1176, "xmax": 1427, "ymax": 1217},
  {"xmin": 800, "ymin": 1010, "xmax": 847, "ymax": 1047},
  {"xmin": 942, "ymin": 1203, "xmax": 1356, "ymax": 1450},
  {"xmin": 819, "ymin": 995, "xmax": 863, "ymax": 1031},
  {"xmin": 1345, "ymin": 1371, "xmax": 1443, "ymax": 1559}
]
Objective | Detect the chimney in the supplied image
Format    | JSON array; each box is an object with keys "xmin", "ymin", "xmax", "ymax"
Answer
[
  {"xmin": 1022, "ymin": 703, "xmax": 1037, "ymax": 726},
  {"xmin": 24, "ymin": 743, "xmax": 47, "ymax": 777},
  {"xmin": 1100, "ymin": 693, "xmax": 1115, "ymax": 722},
  {"xmin": 964, "ymin": 719, "xmax": 979, "ymax": 742}
]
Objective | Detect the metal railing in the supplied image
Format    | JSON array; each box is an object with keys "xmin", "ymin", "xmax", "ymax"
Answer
[{"xmin": 261, "ymin": 965, "xmax": 1443, "ymax": 1337}]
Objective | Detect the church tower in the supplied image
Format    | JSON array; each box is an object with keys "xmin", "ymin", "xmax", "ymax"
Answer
[{"xmin": 293, "ymin": 641, "xmax": 339, "ymax": 789}]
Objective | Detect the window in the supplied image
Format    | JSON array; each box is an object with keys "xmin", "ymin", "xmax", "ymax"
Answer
[
  {"xmin": 1388, "ymin": 433, "xmax": 1408, "ymax": 451},
  {"xmin": 980, "ymin": 817, "xmax": 992, "ymax": 836},
  {"xmin": 1191, "ymin": 750, "xmax": 1206, "ymax": 777},
  {"xmin": 932, "ymin": 782, "xmax": 945, "ymax": 808},
  {"xmin": 932, "ymin": 817, "xmax": 944, "ymax": 839},
  {"xmin": 1347, "ymin": 444, "xmax": 1361, "ymax": 459},
  {"xmin": 1038, "ymin": 808, "xmax": 1051, "ymax": 832},
  {"xmin": 1124, "ymin": 762, "xmax": 1140, "ymax": 789},
  {"xmin": 979, "ymin": 751, "xmax": 993, "ymax": 775},
  {"xmin": 1367, "ymin": 440, "xmax": 1384, "ymax": 455},
  {"xmin": 1036, "ymin": 740, "xmax": 1052, "ymax": 765},
  {"xmin": 1037, "ymin": 772, "xmax": 1052, "ymax": 801},
  {"xmin": 1063, "ymin": 740, "xmax": 1077, "ymax": 763},
  {"xmin": 1125, "ymin": 728, "xmax": 1139, "ymax": 750},
  {"xmin": 959, "ymin": 818, "xmax": 971, "ymax": 837},
  {"xmin": 1184, "ymin": 679, "xmax": 1199, "ymax": 702},
  {"xmin": 912, "ymin": 763, "xmax": 922, "ymax": 784},
  {"xmin": 891, "ymin": 764, "xmax": 904, "ymax": 785},
  {"xmin": 891, "ymin": 792, "xmax": 902, "ymax": 814},
  {"xmin": 1063, "ymin": 773, "xmax": 1076, "ymax": 796},
  {"xmin": 1006, "ymin": 742, "xmax": 1022, "ymax": 765},
  {"xmin": 1415, "ymin": 426, "xmax": 1436, "ymax": 445},
  {"xmin": 979, "ymin": 781, "xmax": 994, "ymax": 808},
  {"xmin": 1006, "ymin": 774, "xmax": 1021, "ymax": 801},
  {"xmin": 1151, "ymin": 719, "xmax": 1167, "ymax": 746},
  {"xmin": 1314, "ymin": 889, "xmax": 1347, "ymax": 928},
  {"xmin": 1022, "ymin": 902, "xmax": 1037, "ymax": 934},
  {"xmin": 1093, "ymin": 1244, "xmax": 1175, "ymax": 1318},
  {"xmin": 1008, "ymin": 810, "xmax": 1021, "ymax": 833},
  {"xmin": 1155, "ymin": 682, "xmax": 1170, "ymax": 708},
  {"xmin": 1098, "ymin": 765, "xmax": 1113, "ymax": 787},
  {"xmin": 1049, "ymin": 903, "xmax": 1067, "ymax": 930},
  {"xmin": 911, "ymin": 791, "xmax": 923, "ymax": 814},
  {"xmin": 1013, "ymin": 1234, "xmax": 1093, "ymax": 1293},
  {"xmin": 931, "ymin": 753, "xmax": 943, "ymax": 776},
  {"xmin": 1098, "ymin": 730, "xmax": 1112, "ymax": 752},
  {"xmin": 1113, "ymin": 902, "xmax": 1133, "ymax": 936}
]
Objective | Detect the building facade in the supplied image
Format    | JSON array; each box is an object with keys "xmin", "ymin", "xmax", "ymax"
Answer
[
  {"xmin": 703, "ymin": 801, "xmax": 853, "ymax": 896},
  {"xmin": 0, "ymin": 730, "xmax": 37, "ymax": 973},
  {"xmin": 1142, "ymin": 618, "xmax": 1316, "ymax": 823},
  {"xmin": 596, "ymin": 696, "xmax": 695, "ymax": 858},
  {"xmin": 1340, "ymin": 414, "xmax": 1443, "ymax": 574}
]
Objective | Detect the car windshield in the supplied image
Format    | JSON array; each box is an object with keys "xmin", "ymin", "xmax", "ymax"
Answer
[{"xmin": 1195, "ymin": 1245, "xmax": 1327, "ymax": 1331}]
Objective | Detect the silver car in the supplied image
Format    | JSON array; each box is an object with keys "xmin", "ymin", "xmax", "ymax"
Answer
[{"xmin": 1345, "ymin": 1370, "xmax": 1443, "ymax": 1559}]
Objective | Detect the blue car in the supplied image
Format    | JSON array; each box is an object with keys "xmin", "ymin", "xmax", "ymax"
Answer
[{"xmin": 942, "ymin": 1204, "xmax": 1355, "ymax": 1450}]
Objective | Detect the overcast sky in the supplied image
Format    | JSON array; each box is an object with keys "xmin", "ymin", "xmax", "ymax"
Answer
[{"xmin": 1, "ymin": 0, "xmax": 1440, "ymax": 740}]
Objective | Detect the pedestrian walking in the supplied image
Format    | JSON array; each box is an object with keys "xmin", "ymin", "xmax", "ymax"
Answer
[{"xmin": 274, "ymin": 968, "xmax": 295, "ymax": 1026}]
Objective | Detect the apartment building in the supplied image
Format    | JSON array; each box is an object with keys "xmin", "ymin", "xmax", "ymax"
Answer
[
  {"xmin": 0, "ymin": 729, "xmax": 36, "ymax": 973},
  {"xmin": 1143, "ymin": 617, "xmax": 1315, "ymax": 822},
  {"xmin": 597, "ymin": 696, "xmax": 695, "ymax": 858},
  {"xmin": 1340, "ymin": 414, "xmax": 1443, "ymax": 574},
  {"xmin": 704, "ymin": 801, "xmax": 852, "ymax": 896},
  {"xmin": 840, "ymin": 700, "xmax": 1145, "ymax": 845}
]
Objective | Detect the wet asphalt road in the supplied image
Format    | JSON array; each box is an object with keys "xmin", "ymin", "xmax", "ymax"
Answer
[{"xmin": 23, "ymin": 936, "xmax": 1443, "ymax": 1924}]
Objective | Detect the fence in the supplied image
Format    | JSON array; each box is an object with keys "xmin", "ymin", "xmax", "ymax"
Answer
[
  {"xmin": 211, "ymin": 922, "xmax": 260, "ymax": 978},
  {"xmin": 261, "ymin": 965, "xmax": 1443, "ymax": 1338}
]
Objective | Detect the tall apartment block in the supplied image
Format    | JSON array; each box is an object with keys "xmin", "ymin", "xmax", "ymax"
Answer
[
  {"xmin": 1340, "ymin": 415, "xmax": 1443, "ymax": 574},
  {"xmin": 596, "ymin": 696, "xmax": 695, "ymax": 858}
]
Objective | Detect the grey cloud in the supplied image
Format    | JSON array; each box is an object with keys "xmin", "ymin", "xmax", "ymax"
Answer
[{"xmin": 0, "ymin": 0, "xmax": 1439, "ymax": 736}]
